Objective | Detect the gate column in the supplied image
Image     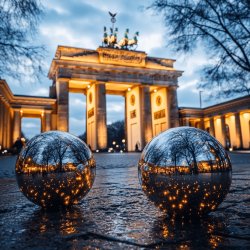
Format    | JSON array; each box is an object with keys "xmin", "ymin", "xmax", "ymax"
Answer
[
  {"xmin": 12, "ymin": 109, "xmax": 21, "ymax": 143},
  {"xmin": 41, "ymin": 111, "xmax": 52, "ymax": 132},
  {"xmin": 167, "ymin": 85, "xmax": 179, "ymax": 127},
  {"xmin": 126, "ymin": 86, "xmax": 142, "ymax": 151},
  {"xmin": 234, "ymin": 112, "xmax": 243, "ymax": 149},
  {"xmin": 86, "ymin": 82, "xmax": 107, "ymax": 150},
  {"xmin": 56, "ymin": 79, "xmax": 69, "ymax": 131},
  {"xmin": 140, "ymin": 86, "xmax": 152, "ymax": 148}
]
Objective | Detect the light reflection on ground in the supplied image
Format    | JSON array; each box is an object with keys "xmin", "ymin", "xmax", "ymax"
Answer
[{"xmin": 0, "ymin": 153, "xmax": 249, "ymax": 249}]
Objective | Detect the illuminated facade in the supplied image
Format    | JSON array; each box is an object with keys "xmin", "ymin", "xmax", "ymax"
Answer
[
  {"xmin": 0, "ymin": 80, "xmax": 56, "ymax": 149},
  {"xmin": 0, "ymin": 46, "xmax": 181, "ymax": 151},
  {"xmin": 0, "ymin": 46, "xmax": 249, "ymax": 150},
  {"xmin": 179, "ymin": 95, "xmax": 250, "ymax": 149}
]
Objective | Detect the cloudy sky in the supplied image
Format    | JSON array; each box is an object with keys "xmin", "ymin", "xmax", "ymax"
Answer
[{"xmin": 6, "ymin": 0, "xmax": 220, "ymax": 138}]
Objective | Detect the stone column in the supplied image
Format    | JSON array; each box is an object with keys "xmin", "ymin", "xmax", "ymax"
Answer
[
  {"xmin": 167, "ymin": 85, "xmax": 179, "ymax": 127},
  {"xmin": 221, "ymin": 115, "xmax": 227, "ymax": 148},
  {"xmin": 41, "ymin": 111, "xmax": 52, "ymax": 132},
  {"xmin": 124, "ymin": 94, "xmax": 128, "ymax": 150},
  {"xmin": 234, "ymin": 112, "xmax": 243, "ymax": 149},
  {"xmin": 6, "ymin": 107, "xmax": 11, "ymax": 148},
  {"xmin": 140, "ymin": 86, "xmax": 153, "ymax": 148},
  {"xmin": 56, "ymin": 80, "xmax": 69, "ymax": 131},
  {"xmin": 45, "ymin": 111, "xmax": 52, "ymax": 132},
  {"xmin": 12, "ymin": 109, "xmax": 21, "ymax": 143},
  {"xmin": 96, "ymin": 83, "xmax": 107, "ymax": 150},
  {"xmin": 3, "ymin": 103, "xmax": 7, "ymax": 147},
  {"xmin": 0, "ymin": 101, "xmax": 3, "ymax": 148},
  {"xmin": 200, "ymin": 118, "xmax": 205, "ymax": 130},
  {"xmin": 181, "ymin": 117, "xmax": 189, "ymax": 126},
  {"xmin": 209, "ymin": 117, "xmax": 215, "ymax": 137},
  {"xmin": 41, "ymin": 113, "xmax": 46, "ymax": 133}
]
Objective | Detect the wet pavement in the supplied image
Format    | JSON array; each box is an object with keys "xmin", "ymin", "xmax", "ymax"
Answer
[{"xmin": 0, "ymin": 152, "xmax": 249, "ymax": 249}]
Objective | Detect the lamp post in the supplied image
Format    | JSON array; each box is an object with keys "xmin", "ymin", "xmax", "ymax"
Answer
[
  {"xmin": 199, "ymin": 91, "xmax": 203, "ymax": 108},
  {"xmin": 122, "ymin": 139, "xmax": 126, "ymax": 151}
]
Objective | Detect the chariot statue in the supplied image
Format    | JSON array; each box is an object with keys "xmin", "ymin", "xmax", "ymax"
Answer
[{"xmin": 102, "ymin": 12, "xmax": 139, "ymax": 50}]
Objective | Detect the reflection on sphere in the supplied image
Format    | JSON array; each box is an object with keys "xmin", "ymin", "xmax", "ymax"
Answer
[
  {"xmin": 138, "ymin": 127, "xmax": 232, "ymax": 217},
  {"xmin": 15, "ymin": 131, "xmax": 96, "ymax": 209}
]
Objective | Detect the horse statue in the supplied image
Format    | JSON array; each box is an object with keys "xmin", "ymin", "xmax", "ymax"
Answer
[
  {"xmin": 108, "ymin": 27, "xmax": 118, "ymax": 47},
  {"xmin": 128, "ymin": 31, "xmax": 139, "ymax": 50},
  {"xmin": 116, "ymin": 28, "xmax": 129, "ymax": 49},
  {"xmin": 102, "ymin": 26, "xmax": 108, "ymax": 46}
]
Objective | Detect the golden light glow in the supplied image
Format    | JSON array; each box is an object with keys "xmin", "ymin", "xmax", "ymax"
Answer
[{"xmin": 243, "ymin": 113, "xmax": 250, "ymax": 119}]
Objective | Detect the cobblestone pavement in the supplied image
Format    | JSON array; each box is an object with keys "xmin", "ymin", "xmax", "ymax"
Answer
[{"xmin": 0, "ymin": 152, "xmax": 249, "ymax": 249}]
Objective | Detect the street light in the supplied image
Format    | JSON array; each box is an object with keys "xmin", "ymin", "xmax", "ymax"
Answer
[{"xmin": 199, "ymin": 91, "xmax": 203, "ymax": 108}]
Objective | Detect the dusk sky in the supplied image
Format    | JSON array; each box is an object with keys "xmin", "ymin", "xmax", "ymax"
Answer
[{"xmin": 6, "ymin": 0, "xmax": 222, "ymax": 138}]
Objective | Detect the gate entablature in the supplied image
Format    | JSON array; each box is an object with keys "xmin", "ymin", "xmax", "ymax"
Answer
[{"xmin": 48, "ymin": 46, "xmax": 182, "ymax": 86}]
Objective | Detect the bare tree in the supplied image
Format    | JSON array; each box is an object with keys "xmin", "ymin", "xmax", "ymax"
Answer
[
  {"xmin": 150, "ymin": 0, "xmax": 250, "ymax": 98},
  {"xmin": 0, "ymin": 0, "xmax": 44, "ymax": 81}
]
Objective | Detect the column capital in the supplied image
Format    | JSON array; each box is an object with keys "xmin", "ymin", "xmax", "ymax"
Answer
[
  {"xmin": 56, "ymin": 78, "xmax": 70, "ymax": 83},
  {"xmin": 12, "ymin": 107, "xmax": 21, "ymax": 111},
  {"xmin": 44, "ymin": 110, "xmax": 52, "ymax": 114},
  {"xmin": 168, "ymin": 85, "xmax": 178, "ymax": 90}
]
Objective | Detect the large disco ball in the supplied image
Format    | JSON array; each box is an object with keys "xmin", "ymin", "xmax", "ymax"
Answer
[
  {"xmin": 16, "ymin": 131, "xmax": 96, "ymax": 209},
  {"xmin": 138, "ymin": 127, "xmax": 232, "ymax": 217}
]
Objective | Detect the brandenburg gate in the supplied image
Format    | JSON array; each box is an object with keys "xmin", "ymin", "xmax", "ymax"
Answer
[
  {"xmin": 48, "ymin": 46, "xmax": 182, "ymax": 151},
  {"xmin": 1, "ymin": 44, "xmax": 250, "ymax": 151},
  {"xmin": 1, "ymin": 19, "xmax": 249, "ymax": 151}
]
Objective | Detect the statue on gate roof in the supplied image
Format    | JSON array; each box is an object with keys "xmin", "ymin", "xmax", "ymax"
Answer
[{"xmin": 101, "ymin": 12, "xmax": 139, "ymax": 50}]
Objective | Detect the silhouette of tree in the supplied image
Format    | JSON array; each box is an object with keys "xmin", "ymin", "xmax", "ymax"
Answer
[
  {"xmin": 142, "ymin": 128, "xmax": 230, "ymax": 174},
  {"xmin": 107, "ymin": 120, "xmax": 125, "ymax": 148},
  {"xmin": 0, "ymin": 0, "xmax": 44, "ymax": 81},
  {"xmin": 150, "ymin": 0, "xmax": 250, "ymax": 98},
  {"xmin": 19, "ymin": 132, "xmax": 91, "ymax": 173},
  {"xmin": 79, "ymin": 120, "xmax": 125, "ymax": 149}
]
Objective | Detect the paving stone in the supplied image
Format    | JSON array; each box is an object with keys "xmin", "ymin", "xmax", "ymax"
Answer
[{"xmin": 0, "ymin": 152, "xmax": 249, "ymax": 249}]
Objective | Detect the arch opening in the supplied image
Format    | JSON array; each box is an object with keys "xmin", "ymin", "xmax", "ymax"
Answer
[
  {"xmin": 106, "ymin": 94, "xmax": 125, "ymax": 152},
  {"xmin": 69, "ymin": 93, "xmax": 86, "ymax": 140},
  {"xmin": 21, "ymin": 118, "xmax": 41, "ymax": 140}
]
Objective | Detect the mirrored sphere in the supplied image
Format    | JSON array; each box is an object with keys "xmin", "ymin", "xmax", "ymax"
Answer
[
  {"xmin": 138, "ymin": 127, "xmax": 232, "ymax": 217},
  {"xmin": 16, "ymin": 131, "xmax": 96, "ymax": 209}
]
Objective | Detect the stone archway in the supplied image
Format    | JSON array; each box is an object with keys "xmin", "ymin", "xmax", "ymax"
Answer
[{"xmin": 48, "ymin": 46, "xmax": 182, "ymax": 151}]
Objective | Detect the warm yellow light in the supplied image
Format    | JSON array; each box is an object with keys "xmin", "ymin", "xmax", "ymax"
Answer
[
  {"xmin": 112, "ymin": 141, "xmax": 116, "ymax": 145},
  {"xmin": 243, "ymin": 113, "xmax": 250, "ymax": 119},
  {"xmin": 128, "ymin": 88, "xmax": 131, "ymax": 91},
  {"xmin": 154, "ymin": 89, "xmax": 157, "ymax": 93},
  {"xmin": 122, "ymin": 139, "xmax": 125, "ymax": 143},
  {"xmin": 87, "ymin": 85, "xmax": 91, "ymax": 89}
]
